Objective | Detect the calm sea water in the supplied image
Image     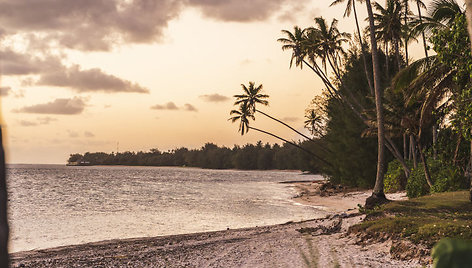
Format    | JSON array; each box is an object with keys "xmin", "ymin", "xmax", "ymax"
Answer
[{"xmin": 7, "ymin": 164, "xmax": 325, "ymax": 253}]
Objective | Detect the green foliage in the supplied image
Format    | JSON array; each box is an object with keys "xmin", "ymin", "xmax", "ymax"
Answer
[
  {"xmin": 384, "ymin": 159, "xmax": 411, "ymax": 193},
  {"xmin": 406, "ymin": 159, "xmax": 468, "ymax": 198},
  {"xmin": 431, "ymin": 13, "xmax": 472, "ymax": 139},
  {"xmin": 350, "ymin": 191, "xmax": 472, "ymax": 248},
  {"xmin": 432, "ymin": 239, "xmax": 472, "ymax": 268}
]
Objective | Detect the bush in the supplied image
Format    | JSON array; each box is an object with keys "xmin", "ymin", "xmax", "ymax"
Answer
[
  {"xmin": 384, "ymin": 159, "xmax": 411, "ymax": 193},
  {"xmin": 432, "ymin": 238, "xmax": 472, "ymax": 268},
  {"xmin": 406, "ymin": 159, "xmax": 468, "ymax": 198}
]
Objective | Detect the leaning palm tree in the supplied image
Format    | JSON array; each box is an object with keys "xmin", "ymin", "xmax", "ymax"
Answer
[
  {"xmin": 234, "ymin": 82, "xmax": 318, "ymax": 143},
  {"xmin": 330, "ymin": 0, "xmax": 374, "ymax": 95},
  {"xmin": 229, "ymin": 103, "xmax": 331, "ymax": 166}
]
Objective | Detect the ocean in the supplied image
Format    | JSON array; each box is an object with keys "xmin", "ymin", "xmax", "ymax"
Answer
[{"xmin": 7, "ymin": 164, "xmax": 325, "ymax": 253}]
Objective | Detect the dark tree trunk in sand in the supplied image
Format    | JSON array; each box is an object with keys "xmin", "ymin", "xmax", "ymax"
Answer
[
  {"xmin": 0, "ymin": 127, "xmax": 9, "ymax": 266},
  {"xmin": 365, "ymin": 0, "xmax": 388, "ymax": 208}
]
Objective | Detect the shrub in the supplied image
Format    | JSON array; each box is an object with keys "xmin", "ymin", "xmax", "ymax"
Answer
[
  {"xmin": 406, "ymin": 159, "xmax": 468, "ymax": 198},
  {"xmin": 384, "ymin": 159, "xmax": 411, "ymax": 193}
]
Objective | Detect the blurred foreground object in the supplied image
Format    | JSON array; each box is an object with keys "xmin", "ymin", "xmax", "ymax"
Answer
[{"xmin": 432, "ymin": 238, "xmax": 472, "ymax": 268}]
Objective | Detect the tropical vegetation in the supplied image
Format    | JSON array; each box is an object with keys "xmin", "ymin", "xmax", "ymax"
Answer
[{"xmin": 228, "ymin": 0, "xmax": 472, "ymax": 207}]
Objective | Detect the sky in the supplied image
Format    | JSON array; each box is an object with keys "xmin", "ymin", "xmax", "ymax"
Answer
[{"xmin": 0, "ymin": 0, "xmax": 452, "ymax": 164}]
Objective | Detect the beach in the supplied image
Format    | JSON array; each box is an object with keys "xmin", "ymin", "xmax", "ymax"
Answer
[{"xmin": 10, "ymin": 181, "xmax": 423, "ymax": 267}]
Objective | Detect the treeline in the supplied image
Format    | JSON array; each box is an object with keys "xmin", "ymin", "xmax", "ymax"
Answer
[{"xmin": 67, "ymin": 141, "xmax": 320, "ymax": 172}]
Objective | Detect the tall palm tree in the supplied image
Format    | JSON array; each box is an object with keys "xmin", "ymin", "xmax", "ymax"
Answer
[
  {"xmin": 365, "ymin": 0, "xmax": 388, "ymax": 207},
  {"xmin": 330, "ymin": 0, "xmax": 374, "ymax": 95},
  {"xmin": 234, "ymin": 82, "xmax": 318, "ymax": 143}
]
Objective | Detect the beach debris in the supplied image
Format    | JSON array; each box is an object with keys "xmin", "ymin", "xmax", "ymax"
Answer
[{"xmin": 296, "ymin": 218, "xmax": 343, "ymax": 236}]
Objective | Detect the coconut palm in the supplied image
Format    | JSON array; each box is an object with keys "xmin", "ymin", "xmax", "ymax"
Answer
[
  {"xmin": 373, "ymin": 0, "xmax": 405, "ymax": 73},
  {"xmin": 304, "ymin": 110, "xmax": 324, "ymax": 138},
  {"xmin": 229, "ymin": 103, "xmax": 331, "ymax": 166},
  {"xmin": 364, "ymin": 0, "xmax": 388, "ymax": 207},
  {"xmin": 234, "ymin": 82, "xmax": 319, "ymax": 143},
  {"xmin": 330, "ymin": 0, "xmax": 374, "ymax": 95}
]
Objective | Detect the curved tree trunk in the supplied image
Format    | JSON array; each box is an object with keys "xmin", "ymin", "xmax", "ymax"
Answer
[
  {"xmin": 0, "ymin": 127, "xmax": 8, "ymax": 266},
  {"xmin": 416, "ymin": 138, "xmax": 434, "ymax": 188},
  {"xmin": 248, "ymin": 126, "xmax": 332, "ymax": 168},
  {"xmin": 365, "ymin": 0, "xmax": 388, "ymax": 208},
  {"xmin": 417, "ymin": 1, "xmax": 429, "ymax": 59}
]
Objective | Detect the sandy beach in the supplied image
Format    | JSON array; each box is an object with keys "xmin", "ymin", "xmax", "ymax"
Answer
[{"xmin": 10, "ymin": 181, "xmax": 421, "ymax": 268}]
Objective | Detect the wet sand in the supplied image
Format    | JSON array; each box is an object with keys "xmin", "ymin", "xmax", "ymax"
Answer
[{"xmin": 10, "ymin": 182, "xmax": 418, "ymax": 268}]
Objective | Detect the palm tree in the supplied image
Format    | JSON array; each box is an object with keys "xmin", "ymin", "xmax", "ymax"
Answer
[
  {"xmin": 373, "ymin": 0, "xmax": 405, "ymax": 73},
  {"xmin": 234, "ymin": 82, "xmax": 319, "ymax": 143},
  {"xmin": 304, "ymin": 109, "xmax": 324, "ymax": 138},
  {"xmin": 365, "ymin": 0, "xmax": 388, "ymax": 207},
  {"xmin": 229, "ymin": 103, "xmax": 331, "ymax": 166},
  {"xmin": 330, "ymin": 0, "xmax": 374, "ymax": 95}
]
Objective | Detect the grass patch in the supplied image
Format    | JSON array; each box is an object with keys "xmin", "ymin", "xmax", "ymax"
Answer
[{"xmin": 351, "ymin": 191, "xmax": 472, "ymax": 247}]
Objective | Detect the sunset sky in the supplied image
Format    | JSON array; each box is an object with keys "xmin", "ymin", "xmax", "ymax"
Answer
[{"xmin": 0, "ymin": 0, "xmax": 450, "ymax": 164}]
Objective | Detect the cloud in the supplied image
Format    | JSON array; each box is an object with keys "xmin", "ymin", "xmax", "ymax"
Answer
[
  {"xmin": 19, "ymin": 120, "xmax": 37, "ymax": 127},
  {"xmin": 183, "ymin": 103, "xmax": 198, "ymax": 112},
  {"xmin": 282, "ymin": 117, "xmax": 299, "ymax": 122},
  {"xmin": 1, "ymin": 49, "xmax": 149, "ymax": 93},
  {"xmin": 37, "ymin": 116, "xmax": 57, "ymax": 124},
  {"xmin": 199, "ymin": 93, "xmax": 229, "ymax": 103},
  {"xmin": 188, "ymin": 0, "xmax": 308, "ymax": 22},
  {"xmin": 18, "ymin": 116, "xmax": 57, "ymax": 127},
  {"xmin": 84, "ymin": 131, "xmax": 95, "ymax": 138},
  {"xmin": 151, "ymin": 101, "xmax": 198, "ymax": 112},
  {"xmin": 15, "ymin": 97, "xmax": 86, "ymax": 115},
  {"xmin": 0, "ymin": 0, "xmax": 183, "ymax": 51},
  {"xmin": 38, "ymin": 65, "xmax": 149, "ymax": 93},
  {"xmin": 0, "ymin": 87, "xmax": 11, "ymax": 97},
  {"xmin": 67, "ymin": 130, "xmax": 79, "ymax": 138},
  {"xmin": 151, "ymin": 102, "xmax": 179, "ymax": 110}
]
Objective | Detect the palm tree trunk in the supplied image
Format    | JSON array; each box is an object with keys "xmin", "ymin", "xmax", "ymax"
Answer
[
  {"xmin": 365, "ymin": 0, "xmax": 387, "ymax": 207},
  {"xmin": 255, "ymin": 109, "xmax": 331, "ymax": 154},
  {"xmin": 385, "ymin": 42, "xmax": 390, "ymax": 77},
  {"xmin": 0, "ymin": 127, "xmax": 8, "ymax": 266},
  {"xmin": 453, "ymin": 132, "xmax": 462, "ymax": 165},
  {"xmin": 353, "ymin": 0, "xmax": 375, "ymax": 96},
  {"xmin": 248, "ymin": 126, "xmax": 332, "ymax": 167},
  {"xmin": 403, "ymin": 132, "xmax": 408, "ymax": 159},
  {"xmin": 394, "ymin": 39, "xmax": 402, "ymax": 71},
  {"xmin": 404, "ymin": 0, "xmax": 409, "ymax": 66},
  {"xmin": 411, "ymin": 134, "xmax": 418, "ymax": 168},
  {"xmin": 386, "ymin": 136, "xmax": 410, "ymax": 178},
  {"xmin": 417, "ymin": 137, "xmax": 434, "ymax": 188},
  {"xmin": 433, "ymin": 125, "xmax": 438, "ymax": 160},
  {"xmin": 417, "ymin": 1, "xmax": 429, "ymax": 58}
]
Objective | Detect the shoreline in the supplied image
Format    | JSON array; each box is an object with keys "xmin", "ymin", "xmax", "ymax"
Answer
[{"xmin": 10, "ymin": 182, "xmax": 416, "ymax": 267}]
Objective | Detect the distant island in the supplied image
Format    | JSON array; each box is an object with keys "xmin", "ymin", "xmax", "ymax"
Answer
[{"xmin": 67, "ymin": 141, "xmax": 319, "ymax": 172}]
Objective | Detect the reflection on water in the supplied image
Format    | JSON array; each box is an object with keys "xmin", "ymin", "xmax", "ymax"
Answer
[{"xmin": 7, "ymin": 164, "xmax": 325, "ymax": 252}]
